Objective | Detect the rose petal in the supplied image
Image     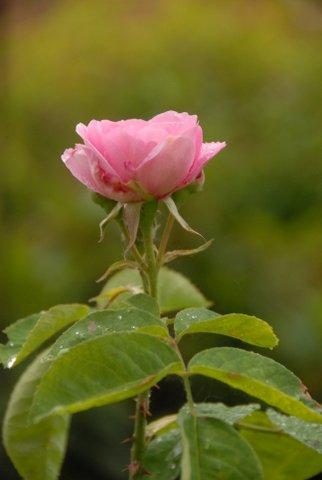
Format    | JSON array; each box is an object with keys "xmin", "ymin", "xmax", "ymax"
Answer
[
  {"xmin": 150, "ymin": 111, "xmax": 197, "ymax": 124},
  {"xmin": 136, "ymin": 135, "xmax": 195, "ymax": 198},
  {"xmin": 61, "ymin": 145, "xmax": 140, "ymax": 202},
  {"xmin": 76, "ymin": 122, "xmax": 120, "ymax": 179},
  {"xmin": 185, "ymin": 141, "xmax": 227, "ymax": 184}
]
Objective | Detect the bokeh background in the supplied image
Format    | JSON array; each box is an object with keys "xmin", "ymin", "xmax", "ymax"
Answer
[{"xmin": 1, "ymin": 0, "xmax": 322, "ymax": 478}]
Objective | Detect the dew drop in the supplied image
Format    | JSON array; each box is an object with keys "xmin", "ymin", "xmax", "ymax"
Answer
[{"xmin": 7, "ymin": 356, "xmax": 17, "ymax": 369}]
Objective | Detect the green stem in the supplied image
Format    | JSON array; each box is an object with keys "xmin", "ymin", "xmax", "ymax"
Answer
[
  {"xmin": 173, "ymin": 342, "xmax": 195, "ymax": 414},
  {"xmin": 140, "ymin": 202, "xmax": 158, "ymax": 298},
  {"xmin": 183, "ymin": 374, "xmax": 195, "ymax": 412},
  {"xmin": 130, "ymin": 392, "xmax": 150, "ymax": 477},
  {"xmin": 157, "ymin": 210, "xmax": 195, "ymax": 413},
  {"xmin": 157, "ymin": 213, "xmax": 175, "ymax": 267},
  {"xmin": 130, "ymin": 202, "xmax": 158, "ymax": 479},
  {"xmin": 119, "ymin": 221, "xmax": 149, "ymax": 293}
]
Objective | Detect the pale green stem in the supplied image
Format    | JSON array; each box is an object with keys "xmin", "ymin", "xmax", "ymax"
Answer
[
  {"xmin": 119, "ymin": 221, "xmax": 149, "ymax": 293},
  {"xmin": 141, "ymin": 216, "xmax": 158, "ymax": 299},
  {"xmin": 172, "ymin": 342, "xmax": 195, "ymax": 414},
  {"xmin": 156, "ymin": 213, "xmax": 175, "ymax": 267},
  {"xmin": 130, "ymin": 205, "xmax": 158, "ymax": 479}
]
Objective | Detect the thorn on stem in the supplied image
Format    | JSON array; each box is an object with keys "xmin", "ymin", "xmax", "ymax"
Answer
[
  {"xmin": 124, "ymin": 461, "xmax": 140, "ymax": 476},
  {"xmin": 139, "ymin": 397, "xmax": 151, "ymax": 417},
  {"xmin": 121, "ymin": 436, "xmax": 133, "ymax": 444}
]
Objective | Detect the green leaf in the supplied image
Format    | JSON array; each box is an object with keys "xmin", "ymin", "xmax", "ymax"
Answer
[
  {"xmin": 189, "ymin": 347, "xmax": 322, "ymax": 422},
  {"xmin": 175, "ymin": 308, "xmax": 278, "ymax": 348},
  {"xmin": 139, "ymin": 429, "xmax": 181, "ymax": 480},
  {"xmin": 0, "ymin": 313, "xmax": 41, "ymax": 368},
  {"xmin": 30, "ymin": 332, "xmax": 182, "ymax": 421},
  {"xmin": 267, "ymin": 409, "xmax": 322, "ymax": 454},
  {"xmin": 195, "ymin": 402, "xmax": 260, "ymax": 424},
  {"xmin": 124, "ymin": 293, "xmax": 160, "ymax": 318},
  {"xmin": 143, "ymin": 404, "xmax": 261, "ymax": 480},
  {"xmin": 3, "ymin": 351, "xmax": 70, "ymax": 480},
  {"xmin": 98, "ymin": 267, "xmax": 210, "ymax": 313},
  {"xmin": 146, "ymin": 414, "xmax": 178, "ymax": 438},
  {"xmin": 146, "ymin": 403, "xmax": 260, "ymax": 439},
  {"xmin": 240, "ymin": 412, "xmax": 322, "ymax": 480},
  {"xmin": 0, "ymin": 304, "xmax": 90, "ymax": 368},
  {"xmin": 45, "ymin": 294, "xmax": 168, "ymax": 361},
  {"xmin": 178, "ymin": 407, "xmax": 263, "ymax": 479}
]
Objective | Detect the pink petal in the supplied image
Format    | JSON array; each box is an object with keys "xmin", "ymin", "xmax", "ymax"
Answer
[
  {"xmin": 136, "ymin": 135, "xmax": 195, "ymax": 198},
  {"xmin": 150, "ymin": 111, "xmax": 197, "ymax": 124},
  {"xmin": 61, "ymin": 145, "xmax": 140, "ymax": 203},
  {"xmin": 150, "ymin": 111, "xmax": 199, "ymax": 137},
  {"xmin": 76, "ymin": 122, "xmax": 120, "ymax": 179},
  {"xmin": 185, "ymin": 141, "xmax": 226, "ymax": 184}
]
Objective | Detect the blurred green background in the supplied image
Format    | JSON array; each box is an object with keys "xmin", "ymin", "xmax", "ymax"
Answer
[{"xmin": 1, "ymin": 0, "xmax": 322, "ymax": 478}]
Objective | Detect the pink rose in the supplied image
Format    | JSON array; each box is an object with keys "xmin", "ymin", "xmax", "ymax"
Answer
[{"xmin": 62, "ymin": 111, "xmax": 226, "ymax": 202}]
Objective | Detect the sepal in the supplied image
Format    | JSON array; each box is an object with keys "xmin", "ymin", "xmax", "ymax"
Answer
[{"xmin": 164, "ymin": 197, "xmax": 204, "ymax": 239}]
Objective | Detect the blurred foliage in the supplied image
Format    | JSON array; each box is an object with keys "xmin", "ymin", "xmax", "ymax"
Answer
[{"xmin": 1, "ymin": 0, "xmax": 322, "ymax": 478}]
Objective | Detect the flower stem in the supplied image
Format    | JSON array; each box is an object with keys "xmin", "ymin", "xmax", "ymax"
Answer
[
  {"xmin": 157, "ymin": 212, "xmax": 175, "ymax": 267},
  {"xmin": 140, "ymin": 202, "xmax": 159, "ymax": 299},
  {"xmin": 130, "ymin": 392, "xmax": 150, "ymax": 478},
  {"xmin": 172, "ymin": 342, "xmax": 195, "ymax": 414},
  {"xmin": 130, "ymin": 201, "xmax": 158, "ymax": 479},
  {"xmin": 118, "ymin": 221, "xmax": 149, "ymax": 293}
]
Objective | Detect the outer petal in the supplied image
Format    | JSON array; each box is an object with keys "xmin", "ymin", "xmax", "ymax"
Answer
[
  {"xmin": 184, "ymin": 141, "xmax": 226, "ymax": 184},
  {"xmin": 150, "ymin": 111, "xmax": 199, "ymax": 137},
  {"xmin": 135, "ymin": 135, "xmax": 195, "ymax": 198},
  {"xmin": 150, "ymin": 111, "xmax": 198, "ymax": 124},
  {"xmin": 61, "ymin": 145, "xmax": 140, "ymax": 203},
  {"xmin": 76, "ymin": 122, "xmax": 120, "ymax": 179}
]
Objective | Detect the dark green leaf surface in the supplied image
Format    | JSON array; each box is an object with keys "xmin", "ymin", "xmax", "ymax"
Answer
[
  {"xmin": 178, "ymin": 408, "xmax": 263, "ymax": 479},
  {"xmin": 267, "ymin": 409, "xmax": 322, "ymax": 454},
  {"xmin": 3, "ymin": 352, "xmax": 70, "ymax": 480},
  {"xmin": 195, "ymin": 402, "xmax": 260, "ymax": 424},
  {"xmin": 139, "ymin": 429, "xmax": 181, "ymax": 480},
  {"xmin": 30, "ymin": 332, "xmax": 182, "ymax": 421},
  {"xmin": 0, "ymin": 313, "xmax": 41, "ymax": 368},
  {"xmin": 189, "ymin": 347, "xmax": 322, "ymax": 422},
  {"xmin": 175, "ymin": 308, "xmax": 278, "ymax": 348},
  {"xmin": 240, "ymin": 412, "xmax": 322, "ymax": 480},
  {"xmin": 146, "ymin": 414, "xmax": 178, "ymax": 438},
  {"xmin": 45, "ymin": 294, "xmax": 168, "ymax": 361},
  {"xmin": 0, "ymin": 304, "xmax": 89, "ymax": 368},
  {"xmin": 146, "ymin": 403, "xmax": 260, "ymax": 439},
  {"xmin": 125, "ymin": 293, "xmax": 160, "ymax": 318},
  {"xmin": 98, "ymin": 267, "xmax": 210, "ymax": 313}
]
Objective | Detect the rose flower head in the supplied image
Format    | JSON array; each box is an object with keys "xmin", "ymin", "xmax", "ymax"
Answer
[{"xmin": 62, "ymin": 111, "xmax": 226, "ymax": 203}]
